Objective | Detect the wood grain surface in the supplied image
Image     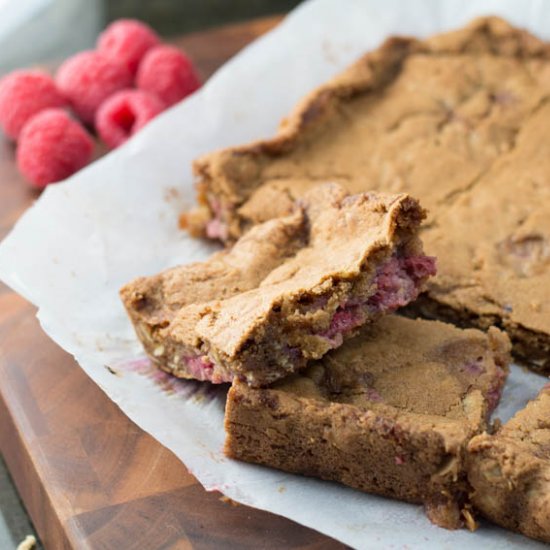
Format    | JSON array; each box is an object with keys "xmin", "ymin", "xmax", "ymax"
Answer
[{"xmin": 0, "ymin": 17, "xmax": 345, "ymax": 549}]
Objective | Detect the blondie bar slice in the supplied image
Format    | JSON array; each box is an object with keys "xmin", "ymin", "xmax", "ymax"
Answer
[
  {"xmin": 225, "ymin": 316, "xmax": 510, "ymax": 529},
  {"xmin": 121, "ymin": 185, "xmax": 435, "ymax": 386},
  {"xmin": 187, "ymin": 17, "xmax": 550, "ymax": 243},
  {"xmin": 410, "ymin": 122, "xmax": 550, "ymax": 373},
  {"xmin": 184, "ymin": 16, "xmax": 550, "ymax": 374},
  {"xmin": 467, "ymin": 385, "xmax": 550, "ymax": 543}
]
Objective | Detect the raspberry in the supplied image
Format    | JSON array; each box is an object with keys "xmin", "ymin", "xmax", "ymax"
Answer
[
  {"xmin": 0, "ymin": 70, "xmax": 67, "ymax": 140},
  {"xmin": 96, "ymin": 89, "xmax": 164, "ymax": 149},
  {"xmin": 56, "ymin": 50, "xmax": 132, "ymax": 124},
  {"xmin": 97, "ymin": 19, "xmax": 160, "ymax": 76},
  {"xmin": 16, "ymin": 109, "xmax": 94, "ymax": 188},
  {"xmin": 136, "ymin": 45, "xmax": 201, "ymax": 107}
]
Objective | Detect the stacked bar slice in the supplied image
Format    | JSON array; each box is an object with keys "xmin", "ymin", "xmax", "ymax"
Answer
[
  {"xmin": 121, "ymin": 184, "xmax": 435, "ymax": 386},
  {"xmin": 225, "ymin": 316, "xmax": 510, "ymax": 529},
  {"xmin": 467, "ymin": 385, "xmax": 550, "ymax": 542}
]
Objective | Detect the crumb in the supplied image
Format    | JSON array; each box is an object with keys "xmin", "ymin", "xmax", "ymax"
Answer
[
  {"xmin": 219, "ymin": 495, "xmax": 239, "ymax": 506},
  {"xmin": 490, "ymin": 418, "xmax": 502, "ymax": 433},
  {"xmin": 178, "ymin": 211, "xmax": 189, "ymax": 230},
  {"xmin": 462, "ymin": 506, "xmax": 479, "ymax": 531},
  {"xmin": 17, "ymin": 535, "xmax": 36, "ymax": 550},
  {"xmin": 163, "ymin": 187, "xmax": 180, "ymax": 202}
]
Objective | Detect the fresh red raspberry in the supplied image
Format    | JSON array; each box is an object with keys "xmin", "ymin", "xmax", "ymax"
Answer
[
  {"xmin": 97, "ymin": 19, "xmax": 160, "ymax": 75},
  {"xmin": 95, "ymin": 89, "xmax": 164, "ymax": 149},
  {"xmin": 56, "ymin": 50, "xmax": 132, "ymax": 125},
  {"xmin": 0, "ymin": 70, "xmax": 67, "ymax": 140},
  {"xmin": 16, "ymin": 109, "xmax": 94, "ymax": 188},
  {"xmin": 136, "ymin": 45, "xmax": 201, "ymax": 107}
]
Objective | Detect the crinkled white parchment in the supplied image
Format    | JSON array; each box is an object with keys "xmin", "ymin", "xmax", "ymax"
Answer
[{"xmin": 0, "ymin": 1, "xmax": 549, "ymax": 547}]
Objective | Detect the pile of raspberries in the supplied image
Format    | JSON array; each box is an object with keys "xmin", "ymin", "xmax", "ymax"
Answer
[{"xmin": 0, "ymin": 19, "xmax": 201, "ymax": 188}]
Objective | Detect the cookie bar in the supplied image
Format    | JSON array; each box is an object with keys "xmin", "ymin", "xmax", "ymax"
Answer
[
  {"xmin": 187, "ymin": 17, "xmax": 550, "ymax": 242},
  {"xmin": 224, "ymin": 316, "xmax": 511, "ymax": 529},
  {"xmin": 467, "ymin": 385, "xmax": 550, "ymax": 543},
  {"xmin": 121, "ymin": 184, "xmax": 435, "ymax": 386},
  {"xmin": 409, "ymin": 124, "xmax": 550, "ymax": 374},
  {"xmin": 184, "ymin": 16, "xmax": 550, "ymax": 374}
]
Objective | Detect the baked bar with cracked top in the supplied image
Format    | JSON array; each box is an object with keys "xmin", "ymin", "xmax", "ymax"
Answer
[
  {"xmin": 224, "ymin": 316, "xmax": 511, "ymax": 529},
  {"xmin": 184, "ymin": 16, "xmax": 550, "ymax": 374},
  {"xmin": 467, "ymin": 384, "xmax": 550, "ymax": 543},
  {"xmin": 410, "ymin": 106, "xmax": 550, "ymax": 374},
  {"xmin": 121, "ymin": 184, "xmax": 435, "ymax": 386},
  {"xmin": 187, "ymin": 17, "xmax": 550, "ymax": 241}
]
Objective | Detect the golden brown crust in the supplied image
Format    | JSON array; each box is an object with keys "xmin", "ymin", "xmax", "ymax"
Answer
[
  {"xmin": 224, "ymin": 316, "xmax": 511, "ymax": 529},
  {"xmin": 189, "ymin": 36, "xmax": 419, "ymax": 239},
  {"xmin": 120, "ymin": 207, "xmax": 307, "ymax": 382},
  {"xmin": 423, "ymin": 16, "xmax": 550, "ymax": 57},
  {"xmin": 120, "ymin": 209, "xmax": 307, "ymax": 331},
  {"xmin": 467, "ymin": 386, "xmax": 550, "ymax": 543}
]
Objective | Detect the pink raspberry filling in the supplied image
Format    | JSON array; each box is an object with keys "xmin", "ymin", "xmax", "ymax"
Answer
[
  {"xmin": 365, "ymin": 388, "xmax": 383, "ymax": 402},
  {"xmin": 463, "ymin": 360, "xmax": 485, "ymax": 376},
  {"xmin": 182, "ymin": 253, "xmax": 436, "ymax": 383},
  {"xmin": 206, "ymin": 218, "xmax": 228, "ymax": 241},
  {"xmin": 183, "ymin": 355, "xmax": 231, "ymax": 384},
  {"xmin": 206, "ymin": 198, "xmax": 229, "ymax": 241},
  {"xmin": 323, "ymin": 307, "xmax": 364, "ymax": 340},
  {"xmin": 368, "ymin": 254, "xmax": 436, "ymax": 312},
  {"xmin": 486, "ymin": 364, "xmax": 508, "ymax": 414},
  {"xmin": 321, "ymin": 254, "xmax": 436, "ymax": 347}
]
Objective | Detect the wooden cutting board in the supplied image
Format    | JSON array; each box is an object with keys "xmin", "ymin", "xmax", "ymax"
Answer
[{"xmin": 0, "ymin": 17, "xmax": 345, "ymax": 549}]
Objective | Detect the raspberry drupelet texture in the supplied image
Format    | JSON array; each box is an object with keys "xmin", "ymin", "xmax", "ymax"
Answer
[
  {"xmin": 0, "ymin": 70, "xmax": 67, "ymax": 140},
  {"xmin": 16, "ymin": 109, "xmax": 94, "ymax": 188},
  {"xmin": 56, "ymin": 51, "xmax": 133, "ymax": 125},
  {"xmin": 96, "ymin": 89, "xmax": 165, "ymax": 149},
  {"xmin": 97, "ymin": 19, "xmax": 160, "ymax": 76},
  {"xmin": 136, "ymin": 45, "xmax": 201, "ymax": 107}
]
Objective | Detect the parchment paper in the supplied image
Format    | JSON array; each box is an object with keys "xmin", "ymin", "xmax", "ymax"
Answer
[{"xmin": 1, "ymin": 1, "xmax": 548, "ymax": 547}]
